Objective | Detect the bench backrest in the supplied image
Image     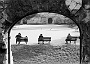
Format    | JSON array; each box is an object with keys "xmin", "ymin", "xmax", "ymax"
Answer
[
  {"xmin": 71, "ymin": 36, "xmax": 80, "ymax": 38},
  {"xmin": 67, "ymin": 36, "xmax": 80, "ymax": 39},
  {"xmin": 71, "ymin": 38, "xmax": 77, "ymax": 40},
  {"xmin": 66, "ymin": 36, "xmax": 78, "ymax": 41},
  {"xmin": 43, "ymin": 37, "xmax": 51, "ymax": 39},
  {"xmin": 20, "ymin": 37, "xmax": 28, "ymax": 39},
  {"xmin": 38, "ymin": 37, "xmax": 51, "ymax": 41}
]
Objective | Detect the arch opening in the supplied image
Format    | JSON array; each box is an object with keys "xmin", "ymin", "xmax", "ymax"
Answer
[{"xmin": 8, "ymin": 12, "xmax": 81, "ymax": 64}]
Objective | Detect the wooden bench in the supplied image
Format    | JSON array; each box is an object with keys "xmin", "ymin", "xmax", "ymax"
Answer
[
  {"xmin": 16, "ymin": 36, "xmax": 28, "ymax": 44},
  {"xmin": 38, "ymin": 37, "xmax": 51, "ymax": 44},
  {"xmin": 65, "ymin": 36, "xmax": 80, "ymax": 44}
]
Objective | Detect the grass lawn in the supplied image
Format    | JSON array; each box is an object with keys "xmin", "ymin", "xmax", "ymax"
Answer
[{"xmin": 11, "ymin": 44, "xmax": 80, "ymax": 64}]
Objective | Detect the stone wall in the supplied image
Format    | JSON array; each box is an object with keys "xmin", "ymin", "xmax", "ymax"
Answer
[
  {"xmin": 0, "ymin": 0, "xmax": 90, "ymax": 64},
  {"xmin": 0, "ymin": 25, "xmax": 6, "ymax": 64}
]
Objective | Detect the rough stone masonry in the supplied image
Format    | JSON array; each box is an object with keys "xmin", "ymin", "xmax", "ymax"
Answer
[{"xmin": 0, "ymin": 0, "xmax": 90, "ymax": 64}]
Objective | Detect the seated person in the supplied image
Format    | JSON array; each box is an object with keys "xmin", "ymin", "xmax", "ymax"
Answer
[
  {"xmin": 38, "ymin": 34, "xmax": 44, "ymax": 44},
  {"xmin": 67, "ymin": 33, "xmax": 72, "ymax": 40},
  {"xmin": 39, "ymin": 34, "xmax": 43, "ymax": 38},
  {"xmin": 65, "ymin": 33, "xmax": 72, "ymax": 44},
  {"xmin": 38, "ymin": 34, "xmax": 44, "ymax": 41},
  {"xmin": 25, "ymin": 36, "xmax": 28, "ymax": 41},
  {"xmin": 15, "ymin": 33, "xmax": 22, "ymax": 44},
  {"xmin": 15, "ymin": 33, "xmax": 22, "ymax": 38}
]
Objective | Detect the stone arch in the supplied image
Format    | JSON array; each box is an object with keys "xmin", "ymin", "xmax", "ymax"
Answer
[
  {"xmin": 7, "ymin": 12, "xmax": 82, "ymax": 64},
  {"xmin": 0, "ymin": 0, "xmax": 90, "ymax": 64}
]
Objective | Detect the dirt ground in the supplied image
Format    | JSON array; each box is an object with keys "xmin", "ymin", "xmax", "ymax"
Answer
[{"xmin": 11, "ymin": 44, "xmax": 80, "ymax": 64}]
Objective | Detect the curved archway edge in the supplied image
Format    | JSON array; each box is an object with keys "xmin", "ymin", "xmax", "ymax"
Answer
[
  {"xmin": 0, "ymin": 0, "xmax": 90, "ymax": 64},
  {"xmin": 7, "ymin": 11, "xmax": 82, "ymax": 64}
]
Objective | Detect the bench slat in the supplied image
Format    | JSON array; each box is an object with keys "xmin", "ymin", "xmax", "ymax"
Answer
[
  {"xmin": 38, "ymin": 37, "xmax": 51, "ymax": 41},
  {"xmin": 16, "ymin": 37, "xmax": 28, "ymax": 42}
]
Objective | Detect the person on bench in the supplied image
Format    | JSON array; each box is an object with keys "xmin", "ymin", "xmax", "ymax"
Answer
[
  {"xmin": 24, "ymin": 36, "xmax": 28, "ymax": 44},
  {"xmin": 38, "ymin": 34, "xmax": 44, "ymax": 44},
  {"xmin": 15, "ymin": 33, "xmax": 22, "ymax": 44},
  {"xmin": 65, "ymin": 33, "xmax": 72, "ymax": 44}
]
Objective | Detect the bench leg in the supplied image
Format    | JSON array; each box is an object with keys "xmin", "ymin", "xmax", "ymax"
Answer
[
  {"xmin": 16, "ymin": 41, "xmax": 17, "ymax": 44},
  {"xmin": 65, "ymin": 41, "xmax": 68, "ymax": 44},
  {"xmin": 16, "ymin": 40, "xmax": 17, "ymax": 44},
  {"xmin": 74, "ymin": 41, "xmax": 76, "ymax": 44},
  {"xmin": 18, "ymin": 42, "xmax": 20, "ymax": 44},
  {"xmin": 38, "ymin": 41, "xmax": 39, "ymax": 44},
  {"xmin": 70, "ymin": 41, "xmax": 71, "ymax": 44},
  {"xmin": 42, "ymin": 41, "xmax": 44, "ymax": 44},
  {"xmin": 38, "ymin": 41, "xmax": 44, "ymax": 44},
  {"xmin": 48, "ymin": 41, "xmax": 50, "ymax": 44},
  {"xmin": 26, "ymin": 42, "xmax": 27, "ymax": 44}
]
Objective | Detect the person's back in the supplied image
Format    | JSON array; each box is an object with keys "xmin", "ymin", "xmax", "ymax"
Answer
[
  {"xmin": 67, "ymin": 33, "xmax": 72, "ymax": 39},
  {"xmin": 15, "ymin": 33, "xmax": 22, "ymax": 39},
  {"xmin": 39, "ymin": 34, "xmax": 43, "ymax": 39},
  {"xmin": 15, "ymin": 33, "xmax": 22, "ymax": 44},
  {"xmin": 16, "ymin": 35, "xmax": 21, "ymax": 38}
]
